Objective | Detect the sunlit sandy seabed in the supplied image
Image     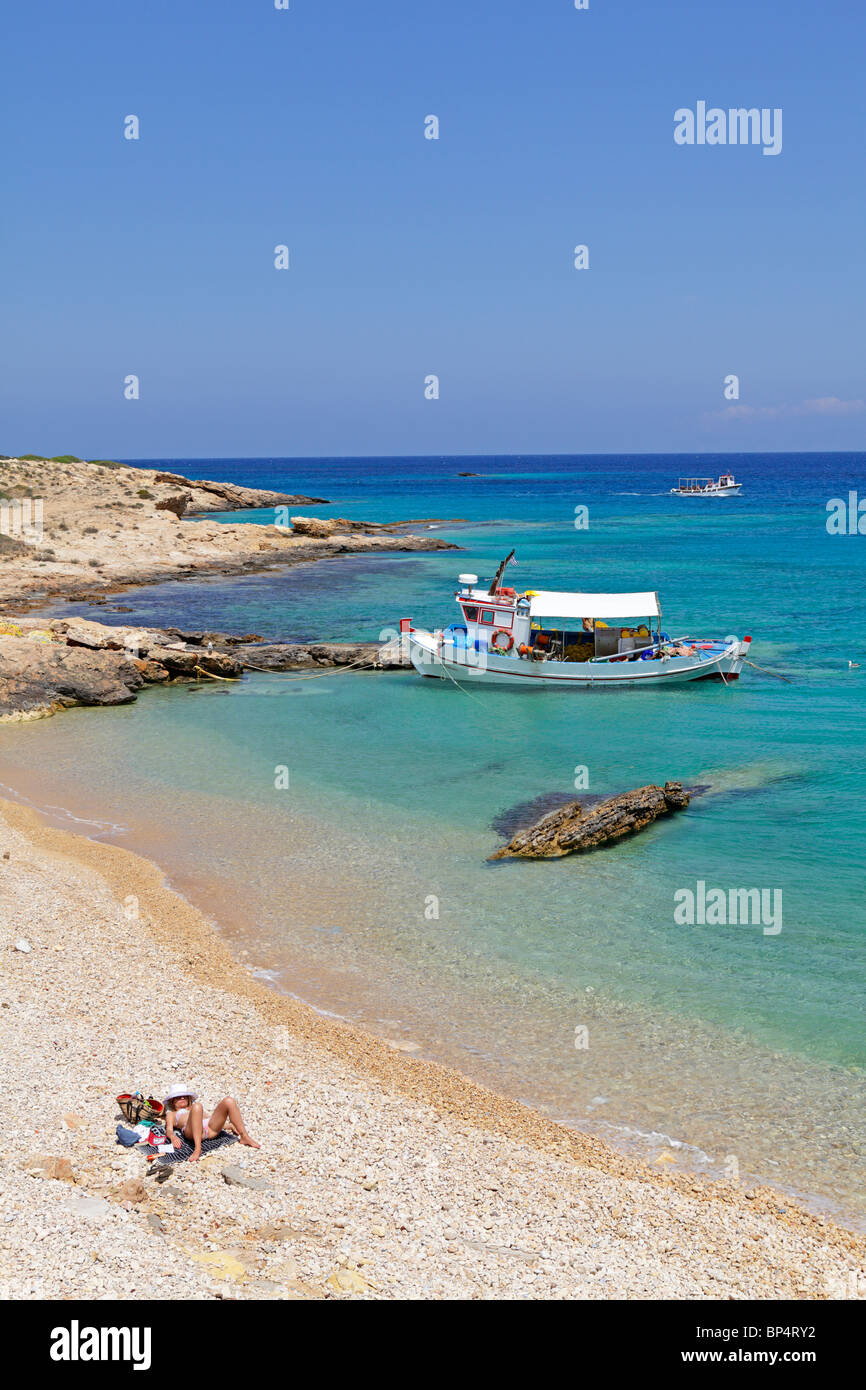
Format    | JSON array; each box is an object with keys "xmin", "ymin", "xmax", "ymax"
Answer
[{"xmin": 7, "ymin": 454, "xmax": 865, "ymax": 1225}]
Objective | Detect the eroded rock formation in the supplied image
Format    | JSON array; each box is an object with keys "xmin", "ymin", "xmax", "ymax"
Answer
[{"xmin": 490, "ymin": 782, "xmax": 690, "ymax": 859}]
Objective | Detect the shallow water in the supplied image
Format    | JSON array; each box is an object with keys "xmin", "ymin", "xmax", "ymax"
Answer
[{"xmin": 8, "ymin": 452, "xmax": 866, "ymax": 1223}]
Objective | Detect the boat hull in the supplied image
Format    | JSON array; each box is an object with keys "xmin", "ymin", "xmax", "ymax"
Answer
[
  {"xmin": 670, "ymin": 485, "xmax": 742, "ymax": 496},
  {"xmin": 409, "ymin": 632, "xmax": 747, "ymax": 688}
]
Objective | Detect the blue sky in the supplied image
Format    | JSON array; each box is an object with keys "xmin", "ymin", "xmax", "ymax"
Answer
[{"xmin": 2, "ymin": 0, "xmax": 864, "ymax": 458}]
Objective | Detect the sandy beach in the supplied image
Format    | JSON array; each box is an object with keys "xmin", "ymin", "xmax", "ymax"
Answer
[
  {"xmin": 1, "ymin": 796, "xmax": 863, "ymax": 1301},
  {"xmin": 1, "ymin": 457, "xmax": 863, "ymax": 1302},
  {"xmin": 6, "ymin": 0, "xmax": 866, "ymax": 1333}
]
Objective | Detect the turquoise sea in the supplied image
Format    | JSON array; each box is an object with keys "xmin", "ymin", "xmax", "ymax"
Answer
[{"xmin": 4, "ymin": 453, "xmax": 865, "ymax": 1223}]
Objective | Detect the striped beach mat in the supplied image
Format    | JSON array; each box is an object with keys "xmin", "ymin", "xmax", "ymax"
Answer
[{"xmin": 156, "ymin": 1132, "xmax": 239, "ymax": 1164}]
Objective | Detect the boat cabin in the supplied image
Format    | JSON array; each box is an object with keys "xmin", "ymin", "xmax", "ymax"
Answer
[
  {"xmin": 675, "ymin": 477, "xmax": 715, "ymax": 492},
  {"xmin": 450, "ymin": 576, "xmax": 662, "ymax": 664},
  {"xmin": 672, "ymin": 473, "xmax": 740, "ymax": 494},
  {"xmin": 453, "ymin": 574, "xmax": 531, "ymax": 653}
]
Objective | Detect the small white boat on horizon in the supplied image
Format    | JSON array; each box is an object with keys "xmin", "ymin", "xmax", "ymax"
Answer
[
  {"xmin": 403, "ymin": 553, "xmax": 751, "ymax": 690},
  {"xmin": 670, "ymin": 472, "xmax": 742, "ymax": 496}
]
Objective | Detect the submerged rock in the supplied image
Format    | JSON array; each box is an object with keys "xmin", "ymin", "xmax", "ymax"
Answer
[
  {"xmin": 490, "ymin": 782, "xmax": 691, "ymax": 859},
  {"xmin": 492, "ymin": 791, "xmax": 606, "ymax": 841},
  {"xmin": 492, "ymin": 783, "xmax": 710, "ymax": 842}
]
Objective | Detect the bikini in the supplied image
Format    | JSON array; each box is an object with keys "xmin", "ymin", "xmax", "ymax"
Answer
[{"xmin": 174, "ymin": 1106, "xmax": 213, "ymax": 1140}]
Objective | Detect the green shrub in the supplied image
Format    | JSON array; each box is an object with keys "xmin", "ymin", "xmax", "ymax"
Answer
[{"xmin": 137, "ymin": 488, "xmax": 154, "ymax": 499}]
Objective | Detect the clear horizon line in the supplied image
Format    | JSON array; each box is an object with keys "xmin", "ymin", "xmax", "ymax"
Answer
[{"xmin": 109, "ymin": 447, "xmax": 866, "ymax": 464}]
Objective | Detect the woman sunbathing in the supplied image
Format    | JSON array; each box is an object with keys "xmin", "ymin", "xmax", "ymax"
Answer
[{"xmin": 164, "ymin": 1085, "xmax": 260, "ymax": 1162}]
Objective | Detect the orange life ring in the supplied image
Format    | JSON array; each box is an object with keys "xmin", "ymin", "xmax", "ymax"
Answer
[{"xmin": 490, "ymin": 629, "xmax": 514, "ymax": 652}]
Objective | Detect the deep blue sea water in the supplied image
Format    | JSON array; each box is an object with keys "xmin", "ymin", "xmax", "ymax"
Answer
[{"xmin": 6, "ymin": 453, "xmax": 865, "ymax": 1221}]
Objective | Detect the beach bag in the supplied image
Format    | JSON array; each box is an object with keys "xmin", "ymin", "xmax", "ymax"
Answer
[{"xmin": 116, "ymin": 1091, "xmax": 165, "ymax": 1125}]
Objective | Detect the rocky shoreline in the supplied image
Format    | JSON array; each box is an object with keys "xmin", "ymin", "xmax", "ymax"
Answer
[
  {"xmin": 0, "ymin": 616, "xmax": 410, "ymax": 721},
  {"xmin": 3, "ymin": 459, "xmax": 863, "ymax": 1300},
  {"xmin": 0, "ymin": 455, "xmax": 454, "ymax": 717},
  {"xmin": 0, "ymin": 457, "xmax": 458, "ymax": 613},
  {"xmin": 1, "ymin": 797, "xmax": 863, "ymax": 1300}
]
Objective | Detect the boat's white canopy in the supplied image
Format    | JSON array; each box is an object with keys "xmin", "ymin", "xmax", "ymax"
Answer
[{"xmin": 528, "ymin": 590, "xmax": 660, "ymax": 619}]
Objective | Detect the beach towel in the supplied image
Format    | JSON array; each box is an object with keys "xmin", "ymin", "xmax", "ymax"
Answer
[{"xmin": 155, "ymin": 1132, "xmax": 239, "ymax": 1164}]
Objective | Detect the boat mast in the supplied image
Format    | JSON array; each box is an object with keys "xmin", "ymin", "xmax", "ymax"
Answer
[{"xmin": 488, "ymin": 549, "xmax": 516, "ymax": 595}]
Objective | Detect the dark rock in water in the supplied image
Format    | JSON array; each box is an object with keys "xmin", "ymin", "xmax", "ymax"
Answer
[
  {"xmin": 661, "ymin": 781, "xmax": 690, "ymax": 810},
  {"xmin": 491, "ymin": 791, "xmax": 605, "ymax": 840},
  {"xmin": 490, "ymin": 782, "xmax": 691, "ymax": 860},
  {"xmin": 492, "ymin": 783, "xmax": 710, "ymax": 841}
]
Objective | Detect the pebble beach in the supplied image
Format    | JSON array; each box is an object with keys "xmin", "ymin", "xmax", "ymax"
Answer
[{"xmin": 1, "ymin": 797, "xmax": 863, "ymax": 1301}]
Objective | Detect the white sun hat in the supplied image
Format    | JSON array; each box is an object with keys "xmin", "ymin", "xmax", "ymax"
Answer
[{"xmin": 164, "ymin": 1084, "xmax": 198, "ymax": 1105}]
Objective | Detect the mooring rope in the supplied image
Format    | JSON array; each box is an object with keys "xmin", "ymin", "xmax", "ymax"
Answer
[
  {"xmin": 742, "ymin": 658, "xmax": 793, "ymax": 684},
  {"xmin": 437, "ymin": 652, "xmax": 493, "ymax": 708},
  {"xmin": 239, "ymin": 653, "xmax": 387, "ymax": 680},
  {"xmin": 193, "ymin": 665, "xmax": 241, "ymax": 682}
]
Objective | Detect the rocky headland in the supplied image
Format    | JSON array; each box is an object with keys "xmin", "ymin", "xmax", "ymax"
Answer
[{"xmin": 0, "ymin": 457, "xmax": 459, "ymax": 612}]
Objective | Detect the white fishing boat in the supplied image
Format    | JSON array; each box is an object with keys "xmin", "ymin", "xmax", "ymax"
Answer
[
  {"xmin": 403, "ymin": 553, "xmax": 751, "ymax": 689},
  {"xmin": 670, "ymin": 472, "xmax": 742, "ymax": 496}
]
